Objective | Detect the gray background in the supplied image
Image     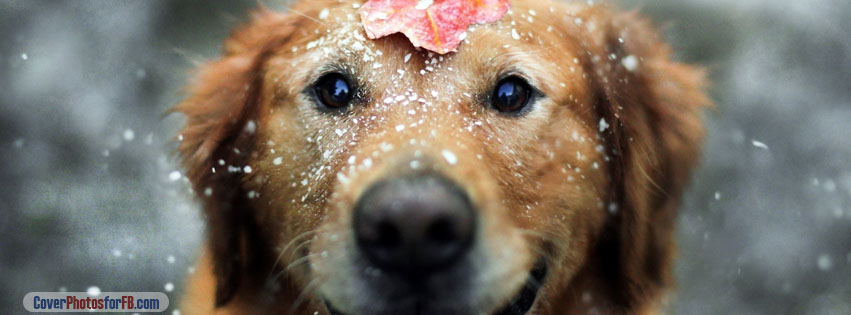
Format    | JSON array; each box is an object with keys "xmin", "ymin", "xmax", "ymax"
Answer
[{"xmin": 1, "ymin": 0, "xmax": 849, "ymax": 314}]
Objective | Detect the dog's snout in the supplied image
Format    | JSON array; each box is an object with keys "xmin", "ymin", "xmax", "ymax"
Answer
[{"xmin": 354, "ymin": 173, "xmax": 476, "ymax": 275}]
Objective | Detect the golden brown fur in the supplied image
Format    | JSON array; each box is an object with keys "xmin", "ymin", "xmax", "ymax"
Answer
[{"xmin": 173, "ymin": 0, "xmax": 709, "ymax": 314}]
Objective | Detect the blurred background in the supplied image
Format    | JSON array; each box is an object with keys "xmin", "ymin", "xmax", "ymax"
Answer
[{"xmin": 1, "ymin": 0, "xmax": 849, "ymax": 314}]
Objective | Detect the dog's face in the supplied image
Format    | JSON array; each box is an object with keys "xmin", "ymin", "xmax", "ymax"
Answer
[{"xmin": 175, "ymin": 0, "xmax": 708, "ymax": 314}]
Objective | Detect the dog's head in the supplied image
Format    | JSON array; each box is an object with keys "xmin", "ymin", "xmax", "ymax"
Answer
[{"xmin": 174, "ymin": 0, "xmax": 708, "ymax": 314}]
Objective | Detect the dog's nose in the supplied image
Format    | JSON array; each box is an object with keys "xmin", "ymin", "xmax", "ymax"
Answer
[{"xmin": 354, "ymin": 174, "xmax": 476, "ymax": 274}]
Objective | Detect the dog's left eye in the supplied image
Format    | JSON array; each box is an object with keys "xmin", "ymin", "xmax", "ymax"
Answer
[
  {"xmin": 313, "ymin": 73, "xmax": 354, "ymax": 109},
  {"xmin": 492, "ymin": 76, "xmax": 533, "ymax": 113}
]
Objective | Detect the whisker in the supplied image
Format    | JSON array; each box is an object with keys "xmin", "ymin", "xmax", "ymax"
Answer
[
  {"xmin": 284, "ymin": 252, "xmax": 319, "ymax": 273},
  {"xmin": 169, "ymin": 46, "xmax": 206, "ymax": 67},
  {"xmin": 288, "ymin": 277, "xmax": 323, "ymax": 315},
  {"xmin": 285, "ymin": 8, "xmax": 326, "ymax": 26},
  {"xmin": 269, "ymin": 230, "xmax": 316, "ymax": 279},
  {"xmin": 270, "ymin": 250, "xmax": 317, "ymax": 283},
  {"xmin": 282, "ymin": 230, "xmax": 318, "ymax": 257},
  {"xmin": 286, "ymin": 238, "xmax": 318, "ymax": 266}
]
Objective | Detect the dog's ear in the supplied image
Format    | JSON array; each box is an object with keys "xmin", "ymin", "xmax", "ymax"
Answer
[
  {"xmin": 574, "ymin": 5, "xmax": 711, "ymax": 309},
  {"xmin": 172, "ymin": 9, "xmax": 302, "ymax": 307}
]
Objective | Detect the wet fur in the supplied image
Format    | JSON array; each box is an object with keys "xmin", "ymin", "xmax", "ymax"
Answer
[{"xmin": 174, "ymin": 0, "xmax": 709, "ymax": 314}]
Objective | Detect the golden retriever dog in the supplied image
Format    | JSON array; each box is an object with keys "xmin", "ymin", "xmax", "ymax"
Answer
[{"xmin": 173, "ymin": 0, "xmax": 709, "ymax": 314}]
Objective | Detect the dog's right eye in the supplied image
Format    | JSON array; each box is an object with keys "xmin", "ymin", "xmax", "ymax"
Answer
[
  {"xmin": 313, "ymin": 73, "xmax": 354, "ymax": 109},
  {"xmin": 491, "ymin": 76, "xmax": 534, "ymax": 113}
]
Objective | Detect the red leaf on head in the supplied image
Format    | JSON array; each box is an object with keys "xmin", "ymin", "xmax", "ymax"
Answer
[{"xmin": 359, "ymin": 0, "xmax": 511, "ymax": 54}]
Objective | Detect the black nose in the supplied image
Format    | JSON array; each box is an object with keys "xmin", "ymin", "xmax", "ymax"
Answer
[{"xmin": 354, "ymin": 174, "xmax": 476, "ymax": 274}]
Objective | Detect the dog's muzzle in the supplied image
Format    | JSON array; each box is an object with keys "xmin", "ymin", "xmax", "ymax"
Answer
[{"xmin": 326, "ymin": 168, "xmax": 546, "ymax": 315}]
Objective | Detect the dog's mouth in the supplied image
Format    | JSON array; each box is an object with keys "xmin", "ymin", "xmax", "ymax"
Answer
[{"xmin": 325, "ymin": 261, "xmax": 547, "ymax": 315}]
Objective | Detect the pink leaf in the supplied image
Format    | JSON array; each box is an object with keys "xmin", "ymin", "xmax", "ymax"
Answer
[{"xmin": 360, "ymin": 0, "xmax": 511, "ymax": 54}]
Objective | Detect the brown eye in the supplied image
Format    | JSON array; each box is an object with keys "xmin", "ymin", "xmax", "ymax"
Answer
[
  {"xmin": 314, "ymin": 73, "xmax": 354, "ymax": 109},
  {"xmin": 492, "ymin": 76, "xmax": 533, "ymax": 113}
]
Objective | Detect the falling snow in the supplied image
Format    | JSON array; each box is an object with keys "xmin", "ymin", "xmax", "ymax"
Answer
[
  {"xmin": 751, "ymin": 140, "xmax": 769, "ymax": 150},
  {"xmin": 511, "ymin": 29, "xmax": 520, "ymax": 40},
  {"xmin": 123, "ymin": 129, "xmax": 135, "ymax": 141},
  {"xmin": 441, "ymin": 149, "xmax": 458, "ymax": 165},
  {"xmin": 86, "ymin": 286, "xmax": 101, "ymax": 296},
  {"xmin": 244, "ymin": 120, "xmax": 256, "ymax": 134},
  {"xmin": 817, "ymin": 254, "xmax": 833, "ymax": 271},
  {"xmin": 607, "ymin": 203, "xmax": 618, "ymax": 214},
  {"xmin": 621, "ymin": 55, "xmax": 638, "ymax": 72},
  {"xmin": 4, "ymin": 2, "xmax": 850, "ymax": 315},
  {"xmin": 598, "ymin": 118, "xmax": 610, "ymax": 132},
  {"xmin": 415, "ymin": 0, "xmax": 433, "ymax": 10}
]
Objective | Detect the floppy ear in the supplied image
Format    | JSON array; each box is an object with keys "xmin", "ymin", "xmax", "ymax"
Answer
[
  {"xmin": 172, "ymin": 9, "xmax": 302, "ymax": 307},
  {"xmin": 575, "ymin": 5, "xmax": 711, "ymax": 309}
]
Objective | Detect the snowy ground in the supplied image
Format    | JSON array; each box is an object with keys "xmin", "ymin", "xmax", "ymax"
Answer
[{"xmin": 1, "ymin": 0, "xmax": 849, "ymax": 314}]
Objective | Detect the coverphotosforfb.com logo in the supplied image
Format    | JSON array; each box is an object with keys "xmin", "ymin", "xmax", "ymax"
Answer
[{"xmin": 23, "ymin": 291, "xmax": 169, "ymax": 313}]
